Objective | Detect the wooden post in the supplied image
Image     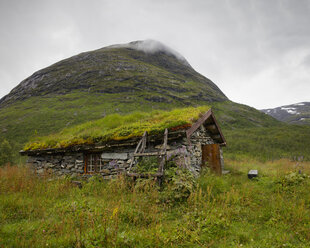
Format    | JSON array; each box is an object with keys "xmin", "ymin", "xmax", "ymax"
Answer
[
  {"xmin": 127, "ymin": 129, "xmax": 169, "ymax": 186},
  {"xmin": 157, "ymin": 129, "xmax": 168, "ymax": 185}
]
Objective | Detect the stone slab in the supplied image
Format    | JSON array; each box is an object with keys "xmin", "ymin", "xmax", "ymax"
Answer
[{"xmin": 101, "ymin": 153, "xmax": 128, "ymax": 160}]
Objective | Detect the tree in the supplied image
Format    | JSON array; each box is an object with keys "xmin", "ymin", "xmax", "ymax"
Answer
[{"xmin": 0, "ymin": 139, "xmax": 14, "ymax": 166}]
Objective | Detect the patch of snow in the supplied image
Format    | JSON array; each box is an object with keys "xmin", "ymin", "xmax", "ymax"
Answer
[
  {"xmin": 300, "ymin": 118, "xmax": 305, "ymax": 121},
  {"xmin": 287, "ymin": 110, "xmax": 297, "ymax": 114},
  {"xmin": 294, "ymin": 103, "xmax": 305, "ymax": 106},
  {"xmin": 267, "ymin": 110, "xmax": 271, "ymax": 113},
  {"xmin": 281, "ymin": 107, "xmax": 296, "ymax": 110},
  {"xmin": 281, "ymin": 107, "xmax": 298, "ymax": 114}
]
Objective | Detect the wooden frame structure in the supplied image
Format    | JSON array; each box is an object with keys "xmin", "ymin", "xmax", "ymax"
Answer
[{"xmin": 127, "ymin": 129, "xmax": 168, "ymax": 184}]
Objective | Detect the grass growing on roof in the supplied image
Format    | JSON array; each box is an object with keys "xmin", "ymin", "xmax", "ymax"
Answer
[{"xmin": 24, "ymin": 106, "xmax": 210, "ymax": 151}]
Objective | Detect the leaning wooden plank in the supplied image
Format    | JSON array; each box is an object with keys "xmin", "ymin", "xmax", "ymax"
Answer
[
  {"xmin": 128, "ymin": 138, "xmax": 143, "ymax": 172},
  {"xmin": 133, "ymin": 152, "xmax": 167, "ymax": 157},
  {"xmin": 138, "ymin": 131, "xmax": 147, "ymax": 154}
]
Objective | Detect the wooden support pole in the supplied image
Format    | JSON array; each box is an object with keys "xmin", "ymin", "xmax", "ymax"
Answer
[{"xmin": 128, "ymin": 135, "xmax": 144, "ymax": 172}]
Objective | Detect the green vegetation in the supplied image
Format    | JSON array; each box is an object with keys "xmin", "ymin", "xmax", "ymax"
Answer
[
  {"xmin": 21, "ymin": 101, "xmax": 310, "ymax": 162},
  {"xmin": 224, "ymin": 125, "xmax": 310, "ymax": 161},
  {"xmin": 0, "ymin": 41, "xmax": 308, "ymax": 162},
  {"xmin": 1, "ymin": 160, "xmax": 310, "ymax": 247},
  {"xmin": 24, "ymin": 106, "xmax": 210, "ymax": 151},
  {"xmin": 0, "ymin": 139, "xmax": 14, "ymax": 166}
]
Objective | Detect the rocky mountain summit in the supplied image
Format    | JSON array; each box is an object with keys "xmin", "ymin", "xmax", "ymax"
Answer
[
  {"xmin": 0, "ymin": 40, "xmax": 227, "ymax": 108},
  {"xmin": 261, "ymin": 102, "xmax": 310, "ymax": 125}
]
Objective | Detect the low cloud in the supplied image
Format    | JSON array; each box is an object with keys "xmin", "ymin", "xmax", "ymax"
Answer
[{"xmin": 109, "ymin": 39, "xmax": 191, "ymax": 67}]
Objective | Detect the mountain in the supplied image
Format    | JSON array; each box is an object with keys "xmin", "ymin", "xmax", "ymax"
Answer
[
  {"xmin": 261, "ymin": 102, "xmax": 310, "ymax": 125},
  {"xmin": 0, "ymin": 40, "xmax": 227, "ymax": 107},
  {"xmin": 0, "ymin": 40, "xmax": 281, "ymax": 159}
]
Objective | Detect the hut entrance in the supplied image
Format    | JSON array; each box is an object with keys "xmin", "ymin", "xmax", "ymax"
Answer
[{"xmin": 201, "ymin": 144, "xmax": 222, "ymax": 174}]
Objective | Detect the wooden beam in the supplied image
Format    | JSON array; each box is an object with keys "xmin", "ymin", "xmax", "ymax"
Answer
[
  {"xmin": 186, "ymin": 110, "xmax": 212, "ymax": 139},
  {"xmin": 210, "ymin": 112, "xmax": 226, "ymax": 146},
  {"xmin": 133, "ymin": 152, "xmax": 166, "ymax": 157},
  {"xmin": 158, "ymin": 128, "xmax": 168, "ymax": 175},
  {"xmin": 138, "ymin": 131, "xmax": 147, "ymax": 153},
  {"xmin": 128, "ymin": 134, "xmax": 145, "ymax": 172}
]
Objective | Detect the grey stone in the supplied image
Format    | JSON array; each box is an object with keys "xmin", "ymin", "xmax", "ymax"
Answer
[
  {"xmin": 67, "ymin": 164, "xmax": 75, "ymax": 169},
  {"xmin": 46, "ymin": 163, "xmax": 55, "ymax": 168},
  {"xmin": 101, "ymin": 153, "xmax": 128, "ymax": 160},
  {"xmin": 248, "ymin": 170, "xmax": 258, "ymax": 179}
]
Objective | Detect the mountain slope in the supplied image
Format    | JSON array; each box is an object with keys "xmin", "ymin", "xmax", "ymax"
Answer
[
  {"xmin": 261, "ymin": 102, "xmax": 310, "ymax": 125},
  {"xmin": 0, "ymin": 40, "xmax": 282, "ymax": 160},
  {"xmin": 0, "ymin": 40, "xmax": 227, "ymax": 107}
]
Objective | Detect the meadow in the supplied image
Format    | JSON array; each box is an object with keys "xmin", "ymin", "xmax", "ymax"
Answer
[{"xmin": 1, "ymin": 159, "xmax": 310, "ymax": 248}]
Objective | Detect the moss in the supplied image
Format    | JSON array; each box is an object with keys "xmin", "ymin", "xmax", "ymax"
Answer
[{"xmin": 24, "ymin": 106, "xmax": 210, "ymax": 151}]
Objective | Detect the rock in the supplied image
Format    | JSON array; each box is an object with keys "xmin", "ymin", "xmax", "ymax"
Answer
[
  {"xmin": 71, "ymin": 181, "xmax": 83, "ymax": 189},
  {"xmin": 100, "ymin": 169, "xmax": 110, "ymax": 175},
  {"xmin": 248, "ymin": 170, "xmax": 258, "ymax": 179},
  {"xmin": 67, "ymin": 164, "xmax": 75, "ymax": 169},
  {"xmin": 101, "ymin": 153, "xmax": 128, "ymax": 160},
  {"xmin": 46, "ymin": 163, "xmax": 55, "ymax": 168},
  {"xmin": 70, "ymin": 173, "xmax": 78, "ymax": 178}
]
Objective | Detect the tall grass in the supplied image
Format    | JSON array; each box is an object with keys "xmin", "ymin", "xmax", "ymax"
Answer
[{"xmin": 1, "ymin": 159, "xmax": 310, "ymax": 247}]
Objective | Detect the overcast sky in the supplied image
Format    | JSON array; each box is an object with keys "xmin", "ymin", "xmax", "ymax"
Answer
[{"xmin": 0, "ymin": 0, "xmax": 309, "ymax": 109}]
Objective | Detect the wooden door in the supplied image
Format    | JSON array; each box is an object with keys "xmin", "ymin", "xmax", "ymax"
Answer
[{"xmin": 201, "ymin": 144, "xmax": 222, "ymax": 174}]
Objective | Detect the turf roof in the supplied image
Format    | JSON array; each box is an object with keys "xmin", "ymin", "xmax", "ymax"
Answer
[{"xmin": 24, "ymin": 106, "xmax": 210, "ymax": 151}]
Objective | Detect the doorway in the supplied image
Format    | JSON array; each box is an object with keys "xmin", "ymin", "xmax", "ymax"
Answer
[{"xmin": 201, "ymin": 144, "xmax": 222, "ymax": 174}]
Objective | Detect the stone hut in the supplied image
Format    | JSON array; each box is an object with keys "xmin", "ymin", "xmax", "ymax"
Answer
[{"xmin": 20, "ymin": 109, "xmax": 226, "ymax": 178}]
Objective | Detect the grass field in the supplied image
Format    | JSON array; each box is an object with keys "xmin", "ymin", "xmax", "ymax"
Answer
[{"xmin": 1, "ymin": 159, "xmax": 310, "ymax": 247}]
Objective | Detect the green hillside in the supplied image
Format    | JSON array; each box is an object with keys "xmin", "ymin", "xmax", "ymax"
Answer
[
  {"xmin": 0, "ymin": 40, "xmax": 228, "ymax": 155},
  {"xmin": 0, "ymin": 40, "xmax": 308, "ymax": 162}
]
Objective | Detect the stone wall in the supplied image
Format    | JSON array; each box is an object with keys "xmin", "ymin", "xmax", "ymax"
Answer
[
  {"xmin": 27, "ymin": 153, "xmax": 84, "ymax": 176},
  {"xmin": 187, "ymin": 125, "xmax": 215, "ymax": 174},
  {"xmin": 26, "ymin": 125, "xmax": 223, "ymax": 177}
]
